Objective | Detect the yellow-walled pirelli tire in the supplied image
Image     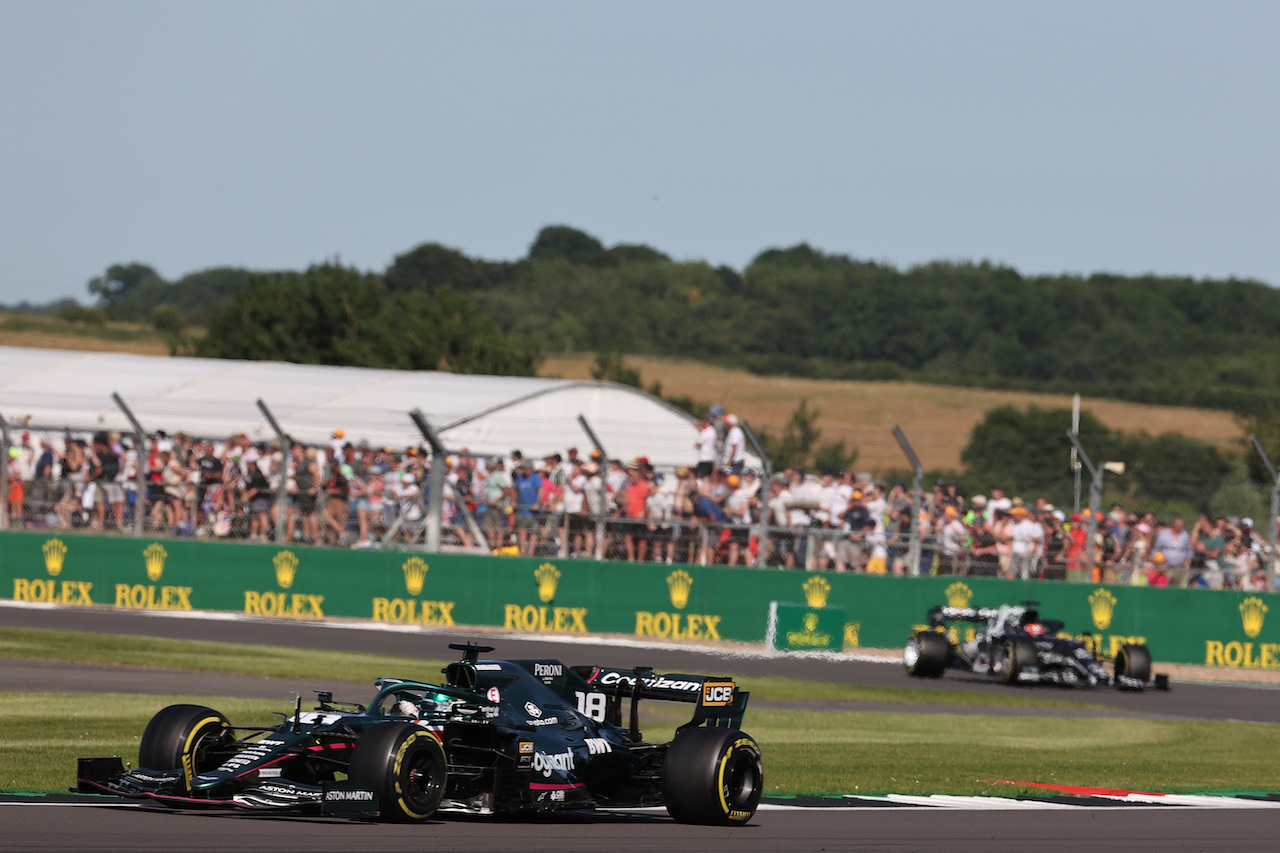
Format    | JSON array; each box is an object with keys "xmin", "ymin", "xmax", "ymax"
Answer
[
  {"xmin": 904, "ymin": 631, "xmax": 949, "ymax": 678},
  {"xmin": 996, "ymin": 638, "xmax": 1038, "ymax": 684},
  {"xmin": 348, "ymin": 723, "xmax": 447, "ymax": 822},
  {"xmin": 137, "ymin": 704, "xmax": 232, "ymax": 794},
  {"xmin": 663, "ymin": 727, "xmax": 763, "ymax": 826},
  {"xmin": 1115, "ymin": 643, "xmax": 1152, "ymax": 683}
]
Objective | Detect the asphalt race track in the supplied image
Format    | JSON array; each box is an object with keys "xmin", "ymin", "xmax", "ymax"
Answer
[
  {"xmin": 4, "ymin": 602, "xmax": 1280, "ymax": 852},
  {"xmin": 4, "ymin": 603, "xmax": 1279, "ymax": 723}
]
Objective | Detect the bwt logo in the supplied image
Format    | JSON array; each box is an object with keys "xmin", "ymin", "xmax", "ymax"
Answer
[
  {"xmin": 585, "ymin": 738, "xmax": 612, "ymax": 755},
  {"xmin": 702, "ymin": 682, "xmax": 734, "ymax": 706}
]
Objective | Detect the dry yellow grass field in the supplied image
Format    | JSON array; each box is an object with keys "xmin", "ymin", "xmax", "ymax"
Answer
[
  {"xmin": 1, "ymin": 314, "xmax": 1244, "ymax": 473},
  {"xmin": 0, "ymin": 314, "xmax": 170, "ymax": 355},
  {"xmin": 541, "ymin": 354, "xmax": 1245, "ymax": 471}
]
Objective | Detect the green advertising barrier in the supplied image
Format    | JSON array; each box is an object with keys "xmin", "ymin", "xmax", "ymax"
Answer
[
  {"xmin": 767, "ymin": 602, "xmax": 846, "ymax": 652},
  {"xmin": 1, "ymin": 530, "xmax": 1276, "ymax": 671}
]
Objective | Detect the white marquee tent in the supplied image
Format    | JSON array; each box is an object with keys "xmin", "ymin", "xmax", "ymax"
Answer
[{"xmin": 0, "ymin": 346, "xmax": 741, "ymax": 467}]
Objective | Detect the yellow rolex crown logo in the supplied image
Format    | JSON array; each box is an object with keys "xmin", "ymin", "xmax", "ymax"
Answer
[
  {"xmin": 1240, "ymin": 596, "xmax": 1268, "ymax": 639},
  {"xmin": 535, "ymin": 563, "xmax": 561, "ymax": 603},
  {"xmin": 803, "ymin": 612, "xmax": 819, "ymax": 632},
  {"xmin": 42, "ymin": 538, "xmax": 67, "ymax": 577},
  {"xmin": 273, "ymin": 551, "xmax": 299, "ymax": 590},
  {"xmin": 666, "ymin": 569, "xmax": 693, "ymax": 610},
  {"xmin": 402, "ymin": 556, "xmax": 429, "ymax": 597},
  {"xmin": 802, "ymin": 576, "xmax": 831, "ymax": 609},
  {"xmin": 1088, "ymin": 588, "xmax": 1117, "ymax": 630},
  {"xmin": 143, "ymin": 543, "xmax": 168, "ymax": 582},
  {"xmin": 844, "ymin": 622, "xmax": 861, "ymax": 647},
  {"xmin": 945, "ymin": 582, "xmax": 973, "ymax": 608}
]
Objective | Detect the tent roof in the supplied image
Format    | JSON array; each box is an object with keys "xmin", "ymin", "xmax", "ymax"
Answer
[{"xmin": 0, "ymin": 346, "xmax": 727, "ymax": 467}]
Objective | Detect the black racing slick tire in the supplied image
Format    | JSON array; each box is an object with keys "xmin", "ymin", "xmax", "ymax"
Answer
[
  {"xmin": 663, "ymin": 727, "xmax": 763, "ymax": 826},
  {"xmin": 137, "ymin": 704, "xmax": 233, "ymax": 794},
  {"xmin": 348, "ymin": 723, "xmax": 447, "ymax": 822},
  {"xmin": 996, "ymin": 638, "xmax": 1037, "ymax": 685},
  {"xmin": 904, "ymin": 631, "xmax": 949, "ymax": 678},
  {"xmin": 1115, "ymin": 643, "xmax": 1152, "ymax": 683}
]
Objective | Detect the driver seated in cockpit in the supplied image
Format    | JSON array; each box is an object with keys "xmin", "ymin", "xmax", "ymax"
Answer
[
  {"xmin": 393, "ymin": 692, "xmax": 423, "ymax": 717},
  {"xmin": 1021, "ymin": 609, "xmax": 1047, "ymax": 636}
]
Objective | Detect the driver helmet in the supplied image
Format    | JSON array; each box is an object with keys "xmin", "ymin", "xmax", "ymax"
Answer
[{"xmin": 1025, "ymin": 622, "xmax": 1047, "ymax": 636}]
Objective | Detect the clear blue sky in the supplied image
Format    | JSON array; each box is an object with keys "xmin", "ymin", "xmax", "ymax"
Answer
[{"xmin": 2, "ymin": 1, "xmax": 1277, "ymax": 306}]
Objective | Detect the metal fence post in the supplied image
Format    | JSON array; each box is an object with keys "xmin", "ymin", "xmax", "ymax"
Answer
[
  {"xmin": 256, "ymin": 399, "xmax": 291, "ymax": 545},
  {"xmin": 1249, "ymin": 434, "xmax": 1279, "ymax": 590},
  {"xmin": 576, "ymin": 415, "xmax": 611, "ymax": 562},
  {"xmin": 111, "ymin": 393, "xmax": 149, "ymax": 538},
  {"xmin": 1067, "ymin": 432, "xmax": 1103, "ymax": 582},
  {"xmin": 409, "ymin": 410, "xmax": 447, "ymax": 553},
  {"xmin": 0, "ymin": 412, "xmax": 10, "ymax": 530},
  {"xmin": 741, "ymin": 420, "xmax": 772, "ymax": 567},
  {"xmin": 892, "ymin": 425, "xmax": 924, "ymax": 577}
]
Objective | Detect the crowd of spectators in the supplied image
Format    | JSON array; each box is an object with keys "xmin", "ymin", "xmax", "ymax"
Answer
[{"xmin": 2, "ymin": 415, "xmax": 1275, "ymax": 591}]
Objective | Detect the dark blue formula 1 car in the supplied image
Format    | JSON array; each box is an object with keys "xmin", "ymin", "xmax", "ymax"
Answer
[
  {"xmin": 903, "ymin": 603, "xmax": 1169, "ymax": 690},
  {"xmin": 77, "ymin": 643, "xmax": 763, "ymax": 825}
]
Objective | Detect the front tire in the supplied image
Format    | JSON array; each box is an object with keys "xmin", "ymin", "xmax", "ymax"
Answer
[
  {"xmin": 994, "ymin": 638, "xmax": 1037, "ymax": 684},
  {"xmin": 348, "ymin": 723, "xmax": 447, "ymax": 822},
  {"xmin": 137, "ymin": 704, "xmax": 232, "ymax": 794},
  {"xmin": 1115, "ymin": 643, "xmax": 1152, "ymax": 683},
  {"xmin": 663, "ymin": 727, "xmax": 763, "ymax": 826},
  {"xmin": 904, "ymin": 631, "xmax": 949, "ymax": 678}
]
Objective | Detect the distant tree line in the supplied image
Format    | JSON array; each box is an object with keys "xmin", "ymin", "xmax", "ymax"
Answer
[{"xmin": 62, "ymin": 224, "xmax": 1280, "ymax": 416}]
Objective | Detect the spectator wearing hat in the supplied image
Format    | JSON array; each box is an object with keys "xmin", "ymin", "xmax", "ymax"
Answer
[
  {"xmin": 723, "ymin": 473, "xmax": 751, "ymax": 566},
  {"xmin": 618, "ymin": 460, "xmax": 650, "ymax": 562},
  {"xmin": 1009, "ymin": 506, "xmax": 1044, "ymax": 580},
  {"xmin": 937, "ymin": 506, "xmax": 967, "ymax": 576},
  {"xmin": 723, "ymin": 415, "xmax": 746, "ymax": 476},
  {"xmin": 1145, "ymin": 551, "xmax": 1170, "ymax": 587},
  {"xmin": 835, "ymin": 489, "xmax": 872, "ymax": 572}
]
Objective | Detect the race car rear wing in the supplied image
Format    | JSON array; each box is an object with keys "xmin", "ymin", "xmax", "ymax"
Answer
[
  {"xmin": 571, "ymin": 666, "xmax": 748, "ymax": 734},
  {"xmin": 927, "ymin": 605, "xmax": 1000, "ymax": 626}
]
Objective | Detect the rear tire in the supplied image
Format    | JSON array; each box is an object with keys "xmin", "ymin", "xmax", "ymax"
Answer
[
  {"xmin": 348, "ymin": 723, "xmax": 447, "ymax": 822},
  {"xmin": 663, "ymin": 727, "xmax": 763, "ymax": 826},
  {"xmin": 904, "ymin": 631, "xmax": 949, "ymax": 678},
  {"xmin": 137, "ymin": 704, "xmax": 232, "ymax": 794},
  {"xmin": 1115, "ymin": 644, "xmax": 1152, "ymax": 683}
]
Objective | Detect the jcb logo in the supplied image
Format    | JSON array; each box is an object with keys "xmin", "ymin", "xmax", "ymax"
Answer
[{"xmin": 702, "ymin": 682, "xmax": 733, "ymax": 706}]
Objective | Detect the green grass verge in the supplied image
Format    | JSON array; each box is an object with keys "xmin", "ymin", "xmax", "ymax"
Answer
[
  {"xmin": 3, "ymin": 692, "xmax": 1278, "ymax": 797},
  {"xmin": 6, "ymin": 626, "xmax": 1274, "ymax": 797},
  {"xmin": 0, "ymin": 626, "xmax": 1103, "ymax": 710},
  {"xmin": 0, "ymin": 692, "xmax": 281, "ymax": 794}
]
